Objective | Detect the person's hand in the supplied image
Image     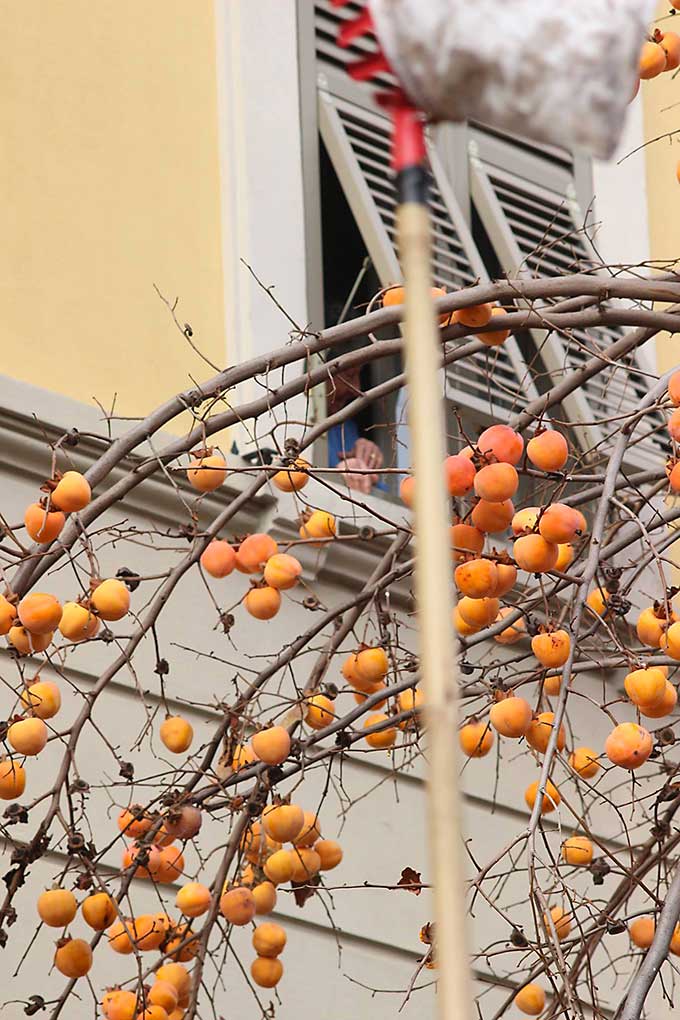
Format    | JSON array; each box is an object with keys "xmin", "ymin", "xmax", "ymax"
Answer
[
  {"xmin": 336, "ymin": 457, "xmax": 379, "ymax": 494},
  {"xmin": 351, "ymin": 439, "xmax": 384, "ymax": 473}
]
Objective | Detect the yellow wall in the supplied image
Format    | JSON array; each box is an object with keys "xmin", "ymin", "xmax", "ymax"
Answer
[
  {"xmin": 0, "ymin": 1, "xmax": 226, "ymax": 430},
  {"xmin": 643, "ymin": 2, "xmax": 680, "ymax": 376}
]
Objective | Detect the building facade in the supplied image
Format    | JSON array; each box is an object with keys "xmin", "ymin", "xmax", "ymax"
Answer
[{"xmin": 0, "ymin": 3, "xmax": 677, "ymax": 1019}]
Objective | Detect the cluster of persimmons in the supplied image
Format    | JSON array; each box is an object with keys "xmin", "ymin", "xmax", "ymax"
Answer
[{"xmin": 5, "ymin": 281, "xmax": 680, "ymax": 1019}]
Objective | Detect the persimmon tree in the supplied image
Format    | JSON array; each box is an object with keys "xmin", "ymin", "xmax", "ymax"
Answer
[{"xmin": 3, "ymin": 264, "xmax": 680, "ymax": 1020}]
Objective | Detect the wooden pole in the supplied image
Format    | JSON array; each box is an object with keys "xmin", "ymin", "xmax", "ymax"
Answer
[{"xmin": 398, "ymin": 200, "xmax": 473, "ymax": 1020}]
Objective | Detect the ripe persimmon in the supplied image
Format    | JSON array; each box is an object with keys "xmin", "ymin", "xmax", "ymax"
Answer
[
  {"xmin": 473, "ymin": 462, "xmax": 518, "ymax": 502},
  {"xmin": 253, "ymin": 881, "xmax": 277, "ymax": 914},
  {"xmin": 0, "ymin": 594, "xmax": 17, "ymax": 636},
  {"xmin": 444, "ymin": 454, "xmax": 476, "ymax": 496},
  {"xmin": 8, "ymin": 625, "xmax": 52, "ymax": 655},
  {"xmin": 455, "ymin": 558, "xmax": 498, "ymax": 599},
  {"xmin": 526, "ymin": 429, "xmax": 568, "ymax": 472},
  {"xmin": 251, "ymin": 725, "xmax": 291, "ymax": 765},
  {"xmin": 220, "ymin": 886, "xmax": 256, "ymax": 925},
  {"xmin": 400, "ymin": 476, "xmax": 415, "ymax": 508},
  {"xmin": 244, "ymin": 586, "xmax": 281, "ymax": 620},
  {"xmin": 82, "ymin": 891, "xmax": 117, "ymax": 930},
  {"xmin": 272, "ymin": 458, "xmax": 310, "ymax": 492},
  {"xmin": 289, "ymin": 847, "xmax": 322, "ymax": 882},
  {"xmin": 476, "ymin": 306, "xmax": 510, "ymax": 346},
  {"xmin": 263, "ymin": 803, "xmax": 305, "ymax": 843},
  {"xmin": 669, "ymin": 370, "xmax": 680, "ymax": 406},
  {"xmin": 355, "ymin": 646, "xmax": 389, "ymax": 685},
  {"xmin": 476, "ymin": 424, "xmax": 523, "ymax": 465},
  {"xmin": 397, "ymin": 687, "xmax": 424, "ymax": 727},
  {"xmin": 637, "ymin": 604, "xmax": 676, "ymax": 647},
  {"xmin": 669, "ymin": 408, "xmax": 680, "ymax": 442},
  {"xmin": 639, "ymin": 39, "xmax": 667, "ymax": 78},
  {"xmin": 102, "ymin": 989, "xmax": 137, "ymax": 1020},
  {"xmin": 538, "ymin": 504, "xmax": 586, "ymax": 544},
  {"xmin": 526, "ymin": 712, "xmax": 566, "ymax": 754},
  {"xmin": 155, "ymin": 963, "xmax": 191, "ymax": 998},
  {"xmin": 561, "ymin": 835, "xmax": 593, "ymax": 866},
  {"xmin": 263, "ymin": 553, "xmax": 302, "ymax": 590},
  {"xmin": 511, "ymin": 506, "xmax": 539, "ymax": 536},
  {"xmin": 133, "ymin": 913, "xmax": 166, "ymax": 951},
  {"xmin": 252, "ymin": 922, "xmax": 287, "ymax": 957},
  {"xmin": 51, "ymin": 471, "xmax": 91, "ymax": 512},
  {"xmin": 629, "ymin": 916, "xmax": 655, "ymax": 949},
  {"xmin": 489, "ymin": 696, "xmax": 532, "ymax": 738},
  {"xmin": 160, "ymin": 716, "xmax": 194, "ymax": 754},
  {"xmin": 493, "ymin": 608, "xmax": 525, "ymax": 645},
  {"xmin": 305, "ymin": 694, "xmax": 335, "ymax": 729},
  {"xmin": 8, "ymin": 717, "xmax": 48, "ymax": 756},
  {"xmin": 54, "ymin": 937, "xmax": 92, "ymax": 978},
  {"xmin": 263, "ymin": 849, "xmax": 295, "ymax": 884},
  {"xmin": 492, "ymin": 562, "xmax": 517, "ymax": 597},
  {"xmin": 459, "ymin": 720, "xmax": 494, "ymax": 758},
  {"xmin": 552, "ymin": 543, "xmax": 573, "ymax": 573},
  {"xmin": 659, "ymin": 30, "xmax": 680, "ymax": 70},
  {"xmin": 299, "ymin": 509, "xmax": 336, "ymax": 542},
  {"xmin": 452, "ymin": 606, "xmax": 479, "ymax": 636},
  {"xmin": 450, "ymin": 523, "xmax": 485, "ymax": 562},
  {"xmin": 232, "ymin": 743, "xmax": 259, "ymax": 771},
  {"xmin": 235, "ymin": 534, "xmax": 278, "ymax": 573},
  {"xmin": 639, "ymin": 680, "xmax": 677, "ymax": 718},
  {"xmin": 568, "ymin": 746, "xmax": 600, "ymax": 779},
  {"xmin": 20, "ymin": 680, "xmax": 60, "ymax": 720},
  {"xmin": 292, "ymin": 811, "xmax": 322, "ymax": 848},
  {"xmin": 514, "ymin": 534, "xmax": 558, "ymax": 573},
  {"xmin": 251, "ymin": 956, "xmax": 283, "ymax": 988},
  {"xmin": 18, "ymin": 592, "xmax": 62, "ymax": 635},
  {"xmin": 624, "ymin": 667, "xmax": 666, "ymax": 708},
  {"xmin": 525, "ymin": 778, "xmax": 560, "ymax": 814},
  {"xmin": 455, "ymin": 301, "xmax": 492, "ymax": 328},
  {"xmin": 118, "ymin": 805, "xmax": 152, "ymax": 838},
  {"xmin": 531, "ymin": 629, "xmax": 570, "ymax": 668},
  {"xmin": 364, "ymin": 713, "xmax": 397, "ymax": 748},
  {"xmin": 200, "ymin": 540, "xmax": 236, "ymax": 578},
  {"xmin": 91, "ymin": 579, "xmax": 130, "ymax": 621},
  {"xmin": 187, "ymin": 452, "xmax": 227, "ymax": 492},
  {"xmin": 605, "ymin": 722, "xmax": 653, "ymax": 770},
  {"xmin": 122, "ymin": 842, "xmax": 161, "ymax": 880},
  {"xmin": 37, "ymin": 887, "xmax": 78, "ymax": 927},
  {"xmin": 24, "ymin": 503, "xmax": 65, "ymax": 544},
  {"xmin": 544, "ymin": 905, "xmax": 571, "ymax": 941},
  {"xmin": 315, "ymin": 839, "xmax": 343, "ymax": 870},
  {"xmin": 59, "ymin": 601, "xmax": 99, "ymax": 642},
  {"xmin": 586, "ymin": 587, "xmax": 610, "ymax": 618},
  {"xmin": 458, "ymin": 596, "xmax": 500, "ymax": 628},
  {"xmin": 148, "ymin": 983, "xmax": 179, "ymax": 1013},
  {"xmin": 156, "ymin": 845, "xmax": 184, "ymax": 884},
  {"xmin": 176, "ymin": 882, "xmax": 211, "ymax": 918},
  {"xmin": 514, "ymin": 984, "xmax": 545, "ymax": 1016},
  {"xmin": 471, "ymin": 499, "xmax": 514, "ymax": 533},
  {"xmin": 0, "ymin": 759, "xmax": 25, "ymax": 799}
]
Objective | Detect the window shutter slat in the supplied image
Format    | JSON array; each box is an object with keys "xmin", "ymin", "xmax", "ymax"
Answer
[{"xmin": 469, "ymin": 131, "xmax": 666, "ymax": 468}]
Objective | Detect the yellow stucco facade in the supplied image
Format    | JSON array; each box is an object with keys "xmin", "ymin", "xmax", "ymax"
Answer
[
  {"xmin": 0, "ymin": 1, "xmax": 226, "ymax": 430},
  {"xmin": 644, "ymin": 3, "xmax": 680, "ymax": 377}
]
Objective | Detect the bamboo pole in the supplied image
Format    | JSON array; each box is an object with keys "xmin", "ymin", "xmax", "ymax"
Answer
[{"xmin": 398, "ymin": 200, "xmax": 473, "ymax": 1020}]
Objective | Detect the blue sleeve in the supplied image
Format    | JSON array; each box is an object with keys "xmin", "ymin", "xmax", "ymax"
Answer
[{"xmin": 328, "ymin": 420, "xmax": 360, "ymax": 467}]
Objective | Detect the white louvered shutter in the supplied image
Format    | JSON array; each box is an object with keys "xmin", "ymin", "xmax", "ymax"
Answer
[
  {"xmin": 468, "ymin": 128, "xmax": 666, "ymax": 468},
  {"xmin": 314, "ymin": 4, "xmax": 540, "ymax": 421}
]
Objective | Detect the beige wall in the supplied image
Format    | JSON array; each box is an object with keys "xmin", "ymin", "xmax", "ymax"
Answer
[
  {"xmin": 0, "ymin": 1, "xmax": 226, "ymax": 430},
  {"xmin": 643, "ymin": 3, "xmax": 680, "ymax": 376}
]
